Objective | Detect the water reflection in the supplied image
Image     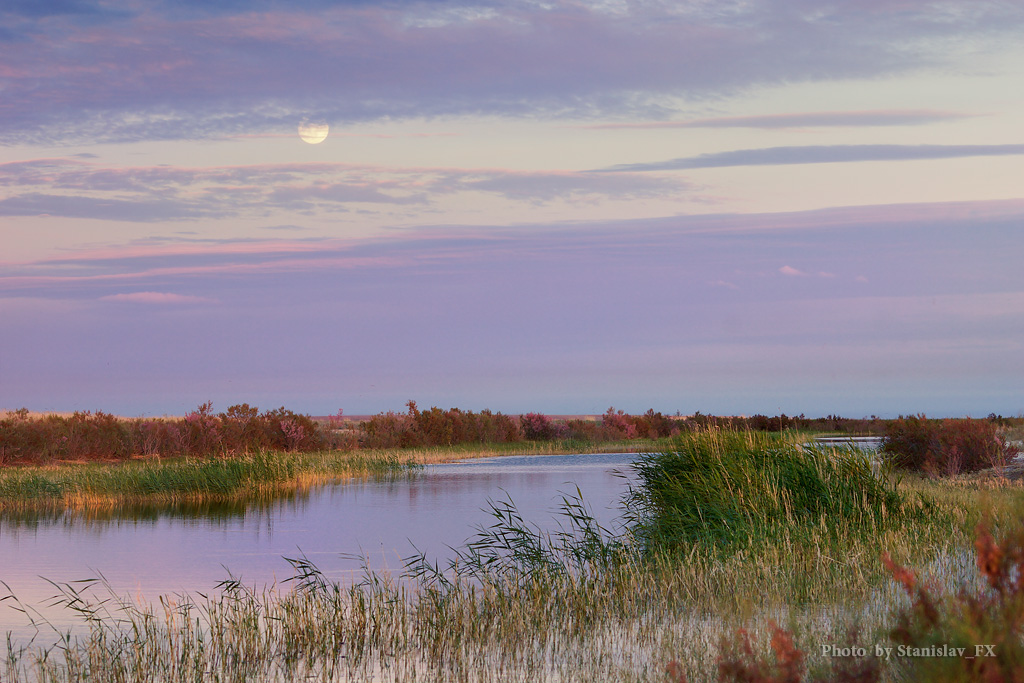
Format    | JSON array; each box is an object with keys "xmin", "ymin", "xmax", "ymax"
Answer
[
  {"xmin": 810, "ymin": 436, "xmax": 883, "ymax": 451},
  {"xmin": 0, "ymin": 452, "xmax": 638, "ymax": 643},
  {"xmin": 1, "ymin": 471, "xmax": 423, "ymax": 530}
]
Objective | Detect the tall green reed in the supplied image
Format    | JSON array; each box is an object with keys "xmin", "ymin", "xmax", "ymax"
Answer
[{"xmin": 624, "ymin": 430, "xmax": 932, "ymax": 557}]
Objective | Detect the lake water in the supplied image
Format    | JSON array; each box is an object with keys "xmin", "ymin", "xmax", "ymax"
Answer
[
  {"xmin": 809, "ymin": 436, "xmax": 883, "ymax": 450},
  {"xmin": 0, "ymin": 452, "xmax": 639, "ymax": 643}
]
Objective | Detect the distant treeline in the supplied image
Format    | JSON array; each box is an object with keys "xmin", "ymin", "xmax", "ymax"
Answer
[
  {"xmin": 1, "ymin": 401, "xmax": 1021, "ymax": 465},
  {"xmin": 0, "ymin": 403, "xmax": 330, "ymax": 465}
]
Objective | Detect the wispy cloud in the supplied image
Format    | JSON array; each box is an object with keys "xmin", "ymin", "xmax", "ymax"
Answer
[
  {"xmin": 709, "ymin": 279, "xmax": 740, "ymax": 290},
  {"xmin": 4, "ymin": 197, "xmax": 1021, "ymax": 303},
  {"xmin": 600, "ymin": 144, "xmax": 1024, "ymax": 172},
  {"xmin": 443, "ymin": 169, "xmax": 687, "ymax": 203},
  {"xmin": 779, "ymin": 265, "xmax": 835, "ymax": 278},
  {"xmin": 583, "ymin": 110, "xmax": 976, "ymax": 130},
  {"xmin": 2, "ymin": 1, "xmax": 1022, "ymax": 142},
  {"xmin": 0, "ymin": 158, "xmax": 686, "ymax": 222},
  {"xmin": 99, "ymin": 292, "xmax": 217, "ymax": 305},
  {"xmin": 0, "ymin": 193, "xmax": 223, "ymax": 221}
]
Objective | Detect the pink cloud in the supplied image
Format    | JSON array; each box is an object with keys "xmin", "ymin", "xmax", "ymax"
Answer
[
  {"xmin": 2, "ymin": 199, "xmax": 1022, "ymax": 418},
  {"xmin": 779, "ymin": 265, "xmax": 836, "ymax": 278},
  {"xmin": 710, "ymin": 280, "xmax": 740, "ymax": 290},
  {"xmin": 2, "ymin": 255, "xmax": 408, "ymax": 291},
  {"xmin": 99, "ymin": 292, "xmax": 217, "ymax": 305}
]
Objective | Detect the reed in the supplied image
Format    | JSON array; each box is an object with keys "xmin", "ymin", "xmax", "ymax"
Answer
[
  {"xmin": 624, "ymin": 431, "xmax": 932, "ymax": 569},
  {"xmin": 0, "ymin": 449, "xmax": 418, "ymax": 513},
  {"xmin": 3, "ymin": 431, "xmax": 1022, "ymax": 682},
  {"xmin": 0, "ymin": 439, "xmax": 667, "ymax": 514}
]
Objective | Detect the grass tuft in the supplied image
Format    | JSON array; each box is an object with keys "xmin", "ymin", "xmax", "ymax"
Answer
[{"xmin": 625, "ymin": 430, "xmax": 929, "ymax": 559}]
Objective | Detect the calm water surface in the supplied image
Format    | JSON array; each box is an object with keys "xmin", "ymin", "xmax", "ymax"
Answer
[{"xmin": 0, "ymin": 452, "xmax": 638, "ymax": 641}]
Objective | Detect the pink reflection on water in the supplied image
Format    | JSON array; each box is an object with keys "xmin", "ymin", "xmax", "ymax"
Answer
[{"xmin": 0, "ymin": 453, "xmax": 637, "ymax": 644}]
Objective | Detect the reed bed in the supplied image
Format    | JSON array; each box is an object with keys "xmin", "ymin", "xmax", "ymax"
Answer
[
  {"xmin": 394, "ymin": 438, "xmax": 669, "ymax": 465},
  {"xmin": 3, "ymin": 430, "xmax": 1022, "ymax": 682},
  {"xmin": 0, "ymin": 440, "xmax": 665, "ymax": 515},
  {"xmin": 0, "ymin": 450, "xmax": 417, "ymax": 514},
  {"xmin": 0, "ymin": 549, "xmax": 991, "ymax": 683}
]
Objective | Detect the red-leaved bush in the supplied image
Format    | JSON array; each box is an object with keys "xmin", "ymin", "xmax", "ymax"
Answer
[
  {"xmin": 6, "ymin": 404, "xmax": 932, "ymax": 464},
  {"xmin": 881, "ymin": 416, "xmax": 1018, "ymax": 475},
  {"xmin": 0, "ymin": 403, "xmax": 330, "ymax": 463},
  {"xmin": 519, "ymin": 412, "xmax": 555, "ymax": 440},
  {"xmin": 881, "ymin": 524, "xmax": 1024, "ymax": 681},
  {"xmin": 360, "ymin": 401, "xmax": 521, "ymax": 449},
  {"xmin": 667, "ymin": 524, "xmax": 1024, "ymax": 682}
]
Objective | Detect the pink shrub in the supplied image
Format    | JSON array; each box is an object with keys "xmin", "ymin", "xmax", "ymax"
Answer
[
  {"xmin": 602, "ymin": 407, "xmax": 638, "ymax": 440},
  {"xmin": 181, "ymin": 401, "xmax": 222, "ymax": 455},
  {"xmin": 261, "ymin": 407, "xmax": 323, "ymax": 451},
  {"xmin": 519, "ymin": 412, "xmax": 555, "ymax": 441}
]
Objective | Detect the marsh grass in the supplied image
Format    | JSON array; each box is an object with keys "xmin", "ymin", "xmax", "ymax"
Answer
[
  {"xmin": 0, "ymin": 449, "xmax": 418, "ymax": 514},
  {"xmin": 1, "ymin": 513, "xmax": 985, "ymax": 682},
  {"xmin": 0, "ymin": 439, "xmax": 665, "ymax": 514},
  {"xmin": 3, "ymin": 431, "xmax": 1022, "ymax": 682},
  {"xmin": 623, "ymin": 431, "xmax": 935, "ymax": 591},
  {"xmin": 383, "ymin": 437, "xmax": 668, "ymax": 464}
]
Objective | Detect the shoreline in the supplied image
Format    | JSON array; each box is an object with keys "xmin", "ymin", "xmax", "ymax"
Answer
[{"xmin": 0, "ymin": 439, "xmax": 668, "ymax": 514}]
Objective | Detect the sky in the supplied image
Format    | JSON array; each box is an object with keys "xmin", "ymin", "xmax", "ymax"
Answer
[{"xmin": 1, "ymin": 0, "xmax": 1023, "ymax": 418}]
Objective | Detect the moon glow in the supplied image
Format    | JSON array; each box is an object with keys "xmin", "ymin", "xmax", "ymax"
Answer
[{"xmin": 298, "ymin": 120, "xmax": 329, "ymax": 144}]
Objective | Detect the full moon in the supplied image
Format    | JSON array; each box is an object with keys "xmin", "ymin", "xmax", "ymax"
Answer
[{"xmin": 298, "ymin": 120, "xmax": 329, "ymax": 144}]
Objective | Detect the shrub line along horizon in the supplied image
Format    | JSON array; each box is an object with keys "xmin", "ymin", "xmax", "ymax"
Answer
[{"xmin": 7, "ymin": 401, "xmax": 1017, "ymax": 466}]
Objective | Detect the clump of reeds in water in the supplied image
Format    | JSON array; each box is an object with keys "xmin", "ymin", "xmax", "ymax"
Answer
[{"xmin": 625, "ymin": 429, "xmax": 924, "ymax": 554}]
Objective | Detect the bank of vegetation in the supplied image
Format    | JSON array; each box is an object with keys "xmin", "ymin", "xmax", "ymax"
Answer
[
  {"xmin": 880, "ymin": 414, "xmax": 1019, "ymax": 475},
  {"xmin": 0, "ymin": 401, "xmax": 694, "ymax": 466},
  {"xmin": 3, "ymin": 428, "xmax": 1022, "ymax": 682},
  {"xmin": 3, "ymin": 400, "xmax": 1020, "ymax": 466},
  {"xmin": 1, "ymin": 402, "xmax": 1019, "ymax": 515}
]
